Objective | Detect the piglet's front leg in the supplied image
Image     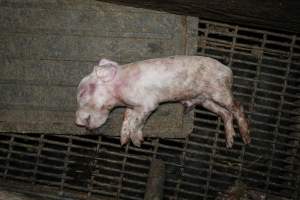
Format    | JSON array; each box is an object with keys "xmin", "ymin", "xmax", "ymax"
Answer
[
  {"xmin": 121, "ymin": 107, "xmax": 156, "ymax": 147},
  {"xmin": 121, "ymin": 109, "xmax": 140, "ymax": 146}
]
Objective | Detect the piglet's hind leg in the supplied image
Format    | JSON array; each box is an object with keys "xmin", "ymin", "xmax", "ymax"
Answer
[
  {"xmin": 211, "ymin": 92, "xmax": 251, "ymax": 146},
  {"xmin": 232, "ymin": 101, "xmax": 251, "ymax": 144},
  {"xmin": 201, "ymin": 99, "xmax": 236, "ymax": 148}
]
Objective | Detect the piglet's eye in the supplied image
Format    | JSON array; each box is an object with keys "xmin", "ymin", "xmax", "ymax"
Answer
[{"xmin": 79, "ymin": 89, "xmax": 86, "ymax": 98}]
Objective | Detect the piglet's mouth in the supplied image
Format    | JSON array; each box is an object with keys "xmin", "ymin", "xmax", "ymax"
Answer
[
  {"xmin": 85, "ymin": 125, "xmax": 99, "ymax": 130},
  {"xmin": 75, "ymin": 123, "xmax": 87, "ymax": 128},
  {"xmin": 75, "ymin": 116, "xmax": 90, "ymax": 128},
  {"xmin": 75, "ymin": 122, "xmax": 98, "ymax": 131},
  {"xmin": 75, "ymin": 121, "xmax": 101, "ymax": 130},
  {"xmin": 75, "ymin": 115, "xmax": 91, "ymax": 127}
]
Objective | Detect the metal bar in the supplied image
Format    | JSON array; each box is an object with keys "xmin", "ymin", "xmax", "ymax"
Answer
[
  {"xmin": 31, "ymin": 134, "xmax": 43, "ymax": 184},
  {"xmin": 59, "ymin": 137, "xmax": 71, "ymax": 195},
  {"xmin": 264, "ymin": 35, "xmax": 295, "ymax": 198},
  {"xmin": 86, "ymin": 136, "xmax": 102, "ymax": 199},
  {"xmin": 116, "ymin": 143, "xmax": 129, "ymax": 199},
  {"xmin": 144, "ymin": 159, "xmax": 165, "ymax": 200},
  {"xmin": 173, "ymin": 136, "xmax": 189, "ymax": 199},
  {"xmin": 3, "ymin": 136, "xmax": 14, "ymax": 179},
  {"xmin": 199, "ymin": 19, "xmax": 296, "ymax": 39}
]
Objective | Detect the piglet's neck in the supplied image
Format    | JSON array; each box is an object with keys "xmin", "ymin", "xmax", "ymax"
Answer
[{"xmin": 111, "ymin": 75, "xmax": 129, "ymax": 107}]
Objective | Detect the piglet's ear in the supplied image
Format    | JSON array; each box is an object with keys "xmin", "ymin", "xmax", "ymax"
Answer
[
  {"xmin": 98, "ymin": 58, "xmax": 119, "ymax": 67},
  {"xmin": 94, "ymin": 63, "xmax": 118, "ymax": 82}
]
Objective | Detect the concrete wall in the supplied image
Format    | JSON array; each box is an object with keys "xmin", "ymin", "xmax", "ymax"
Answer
[{"xmin": 0, "ymin": 0, "xmax": 198, "ymax": 137}]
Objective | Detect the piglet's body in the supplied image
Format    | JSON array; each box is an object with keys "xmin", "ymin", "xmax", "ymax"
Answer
[{"xmin": 76, "ymin": 56, "xmax": 250, "ymax": 147}]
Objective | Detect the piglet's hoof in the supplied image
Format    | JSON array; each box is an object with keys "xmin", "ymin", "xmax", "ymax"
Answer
[
  {"xmin": 120, "ymin": 134, "xmax": 130, "ymax": 146},
  {"xmin": 226, "ymin": 135, "xmax": 234, "ymax": 148},
  {"xmin": 130, "ymin": 131, "xmax": 144, "ymax": 147},
  {"xmin": 239, "ymin": 119, "xmax": 251, "ymax": 145},
  {"xmin": 120, "ymin": 123, "xmax": 130, "ymax": 146},
  {"xmin": 241, "ymin": 129, "xmax": 251, "ymax": 145}
]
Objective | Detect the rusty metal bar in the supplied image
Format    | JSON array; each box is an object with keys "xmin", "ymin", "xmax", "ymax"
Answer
[{"xmin": 144, "ymin": 159, "xmax": 165, "ymax": 200}]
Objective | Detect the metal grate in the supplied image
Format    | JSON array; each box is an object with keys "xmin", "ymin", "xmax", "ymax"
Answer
[
  {"xmin": 0, "ymin": 19, "xmax": 300, "ymax": 200},
  {"xmin": 194, "ymin": 19, "xmax": 300, "ymax": 199}
]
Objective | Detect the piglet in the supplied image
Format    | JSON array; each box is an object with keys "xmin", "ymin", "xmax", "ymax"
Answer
[{"xmin": 75, "ymin": 56, "xmax": 250, "ymax": 147}]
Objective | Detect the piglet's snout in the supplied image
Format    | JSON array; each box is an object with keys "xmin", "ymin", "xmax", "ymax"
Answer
[{"xmin": 75, "ymin": 113, "xmax": 90, "ymax": 127}]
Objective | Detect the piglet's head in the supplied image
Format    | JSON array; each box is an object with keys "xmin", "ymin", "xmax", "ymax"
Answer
[{"xmin": 75, "ymin": 58, "xmax": 119, "ymax": 130}]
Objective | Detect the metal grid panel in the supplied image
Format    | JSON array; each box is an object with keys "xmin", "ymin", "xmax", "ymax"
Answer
[
  {"xmin": 0, "ymin": 19, "xmax": 299, "ymax": 200},
  {"xmin": 0, "ymin": 134, "xmax": 153, "ymax": 200},
  {"xmin": 194, "ymin": 19, "xmax": 300, "ymax": 199}
]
